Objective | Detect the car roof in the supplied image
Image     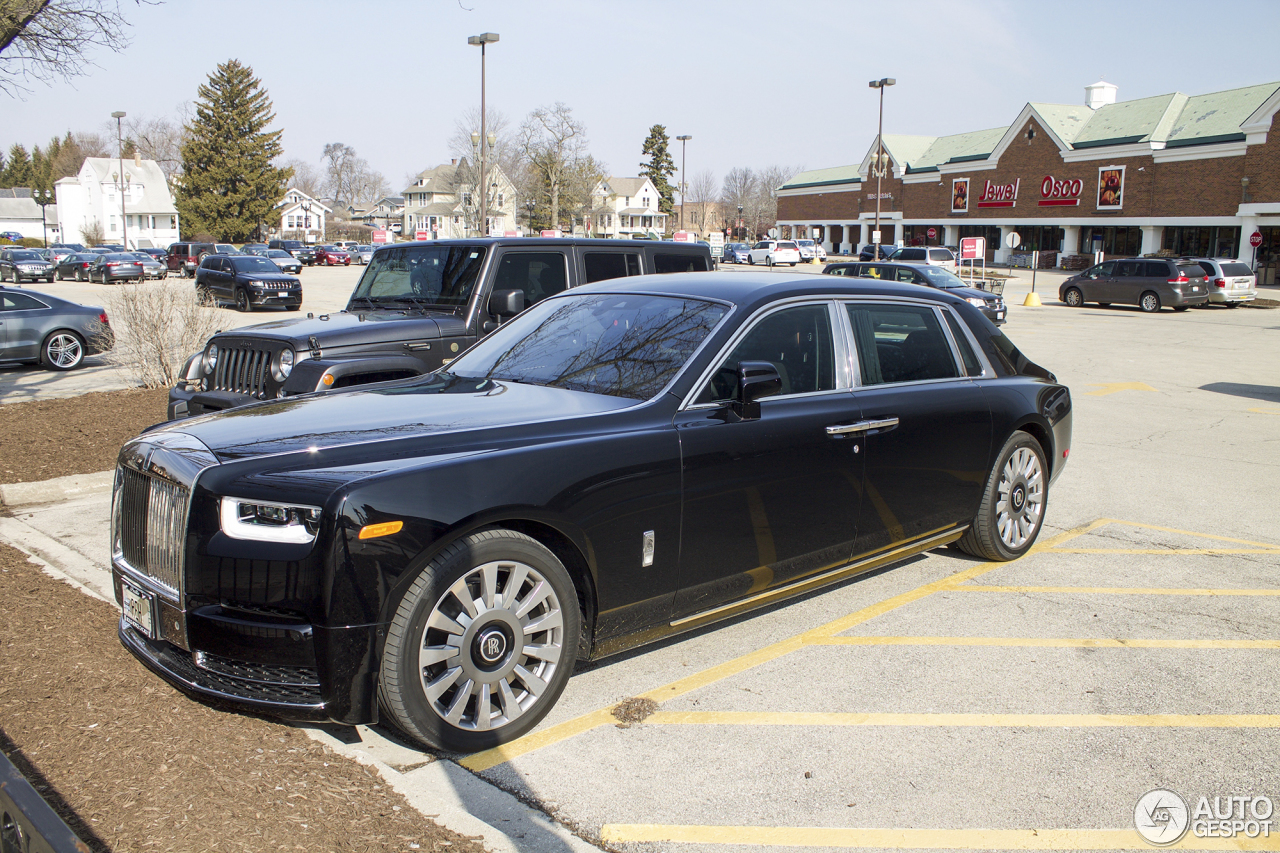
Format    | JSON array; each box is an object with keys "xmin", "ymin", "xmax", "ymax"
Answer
[
  {"xmin": 383, "ymin": 237, "xmax": 708, "ymax": 251},
  {"xmin": 568, "ymin": 270, "xmax": 970, "ymax": 314}
]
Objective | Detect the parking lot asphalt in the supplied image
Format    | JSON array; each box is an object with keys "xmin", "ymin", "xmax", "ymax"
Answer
[{"xmin": 3, "ymin": 259, "xmax": 1280, "ymax": 851}]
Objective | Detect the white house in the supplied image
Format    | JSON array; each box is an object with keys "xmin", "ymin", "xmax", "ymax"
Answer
[
  {"xmin": 54, "ymin": 156, "xmax": 179, "ymax": 248},
  {"xmin": 274, "ymin": 189, "xmax": 331, "ymax": 243},
  {"xmin": 401, "ymin": 159, "xmax": 517, "ymax": 239},
  {"xmin": 588, "ymin": 177, "xmax": 668, "ymax": 239},
  {"xmin": 0, "ymin": 189, "xmax": 59, "ymax": 243}
]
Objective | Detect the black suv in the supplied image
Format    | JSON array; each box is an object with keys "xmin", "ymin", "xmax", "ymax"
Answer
[
  {"xmin": 168, "ymin": 237, "xmax": 712, "ymax": 419},
  {"xmin": 824, "ymin": 260, "xmax": 1007, "ymax": 325},
  {"xmin": 194, "ymin": 254, "xmax": 303, "ymax": 312},
  {"xmin": 268, "ymin": 239, "xmax": 316, "ymax": 265}
]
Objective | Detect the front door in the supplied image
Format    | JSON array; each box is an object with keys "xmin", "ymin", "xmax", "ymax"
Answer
[
  {"xmin": 844, "ymin": 301, "xmax": 991, "ymax": 558},
  {"xmin": 675, "ymin": 302, "xmax": 864, "ymax": 619}
]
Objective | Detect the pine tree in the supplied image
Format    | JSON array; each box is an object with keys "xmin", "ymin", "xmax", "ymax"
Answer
[
  {"xmin": 639, "ymin": 125, "xmax": 676, "ymax": 217},
  {"xmin": 176, "ymin": 59, "xmax": 291, "ymax": 241},
  {"xmin": 1, "ymin": 144, "xmax": 33, "ymax": 188}
]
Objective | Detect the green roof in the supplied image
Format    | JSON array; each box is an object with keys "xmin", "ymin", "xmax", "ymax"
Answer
[
  {"xmin": 911, "ymin": 127, "xmax": 1007, "ymax": 171},
  {"xmin": 1029, "ymin": 103, "xmax": 1095, "ymax": 144},
  {"xmin": 1073, "ymin": 92, "xmax": 1183, "ymax": 146},
  {"xmin": 780, "ymin": 164, "xmax": 862, "ymax": 190},
  {"xmin": 879, "ymin": 135, "xmax": 936, "ymax": 170},
  {"xmin": 1166, "ymin": 82, "xmax": 1280, "ymax": 146}
]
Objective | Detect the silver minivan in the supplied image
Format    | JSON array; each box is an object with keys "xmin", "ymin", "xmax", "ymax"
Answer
[{"xmin": 1183, "ymin": 257, "xmax": 1256, "ymax": 305}]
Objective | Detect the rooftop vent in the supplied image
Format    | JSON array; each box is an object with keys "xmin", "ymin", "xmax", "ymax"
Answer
[{"xmin": 1085, "ymin": 79, "xmax": 1118, "ymax": 110}]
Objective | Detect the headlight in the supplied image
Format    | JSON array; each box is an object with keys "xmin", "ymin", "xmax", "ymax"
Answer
[
  {"xmin": 205, "ymin": 343, "xmax": 219, "ymax": 374},
  {"xmin": 277, "ymin": 348, "xmax": 295, "ymax": 380},
  {"xmin": 220, "ymin": 497, "xmax": 321, "ymax": 544},
  {"xmin": 965, "ymin": 297, "xmax": 987, "ymax": 308}
]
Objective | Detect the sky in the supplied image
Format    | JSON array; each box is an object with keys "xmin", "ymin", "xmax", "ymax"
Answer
[{"xmin": 5, "ymin": 0, "xmax": 1280, "ymax": 195}]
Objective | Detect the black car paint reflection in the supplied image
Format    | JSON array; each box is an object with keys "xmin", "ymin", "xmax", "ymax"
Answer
[{"xmin": 113, "ymin": 273, "xmax": 1071, "ymax": 745}]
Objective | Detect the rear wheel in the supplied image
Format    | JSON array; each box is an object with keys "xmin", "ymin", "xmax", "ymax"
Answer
[
  {"xmin": 379, "ymin": 528, "xmax": 580, "ymax": 752},
  {"xmin": 1098, "ymin": 302, "xmax": 1111, "ymax": 307},
  {"xmin": 41, "ymin": 330, "xmax": 85, "ymax": 371},
  {"xmin": 1139, "ymin": 291, "xmax": 1161, "ymax": 313},
  {"xmin": 748, "ymin": 256, "xmax": 755, "ymax": 265},
  {"xmin": 1173, "ymin": 306, "xmax": 1189, "ymax": 312},
  {"xmin": 957, "ymin": 430, "xmax": 1047, "ymax": 561},
  {"xmin": 1063, "ymin": 287, "xmax": 1083, "ymax": 307}
]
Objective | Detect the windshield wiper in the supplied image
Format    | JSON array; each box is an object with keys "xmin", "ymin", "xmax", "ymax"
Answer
[{"xmin": 350, "ymin": 295, "xmax": 378, "ymax": 311}]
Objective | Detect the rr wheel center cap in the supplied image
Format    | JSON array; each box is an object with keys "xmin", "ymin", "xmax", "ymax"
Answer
[
  {"xmin": 1011, "ymin": 484, "xmax": 1026, "ymax": 513},
  {"xmin": 473, "ymin": 626, "xmax": 512, "ymax": 669}
]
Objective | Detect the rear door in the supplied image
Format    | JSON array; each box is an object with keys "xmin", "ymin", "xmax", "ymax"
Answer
[
  {"xmin": 578, "ymin": 248, "xmax": 642, "ymax": 284},
  {"xmin": 0, "ymin": 291, "xmax": 52, "ymax": 360},
  {"xmin": 1110, "ymin": 260, "xmax": 1144, "ymax": 305}
]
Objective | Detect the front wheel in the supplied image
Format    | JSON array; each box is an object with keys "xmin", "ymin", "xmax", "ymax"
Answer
[
  {"xmin": 1063, "ymin": 287, "xmax": 1083, "ymax": 307},
  {"xmin": 41, "ymin": 330, "xmax": 85, "ymax": 371},
  {"xmin": 235, "ymin": 288, "xmax": 251, "ymax": 312},
  {"xmin": 747, "ymin": 256, "xmax": 755, "ymax": 265},
  {"xmin": 1140, "ymin": 291, "xmax": 1161, "ymax": 313},
  {"xmin": 379, "ymin": 528, "xmax": 581, "ymax": 752},
  {"xmin": 957, "ymin": 430, "xmax": 1047, "ymax": 561}
]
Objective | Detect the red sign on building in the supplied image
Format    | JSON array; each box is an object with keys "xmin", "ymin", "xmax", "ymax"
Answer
[
  {"xmin": 1039, "ymin": 175, "xmax": 1083, "ymax": 207},
  {"xmin": 977, "ymin": 178, "xmax": 1020, "ymax": 208}
]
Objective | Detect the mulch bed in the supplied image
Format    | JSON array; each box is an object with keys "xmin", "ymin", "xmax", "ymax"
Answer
[
  {"xmin": 0, "ymin": 542, "xmax": 486, "ymax": 853},
  {"xmin": 0, "ymin": 388, "xmax": 171, "ymax": 483}
]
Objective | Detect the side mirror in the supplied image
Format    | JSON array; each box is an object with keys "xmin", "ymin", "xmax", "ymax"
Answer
[
  {"xmin": 732, "ymin": 360, "xmax": 781, "ymax": 421},
  {"xmin": 488, "ymin": 288, "xmax": 525, "ymax": 318}
]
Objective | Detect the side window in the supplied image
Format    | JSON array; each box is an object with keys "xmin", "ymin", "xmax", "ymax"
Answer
[
  {"xmin": 583, "ymin": 252, "xmax": 640, "ymax": 283},
  {"xmin": 492, "ymin": 252, "xmax": 568, "ymax": 308},
  {"xmin": 846, "ymin": 303, "xmax": 959, "ymax": 386},
  {"xmin": 827, "ymin": 267, "xmax": 846, "ymax": 277},
  {"xmin": 1089, "ymin": 262, "xmax": 1115, "ymax": 278},
  {"xmin": 654, "ymin": 252, "xmax": 708, "ymax": 274},
  {"xmin": 2, "ymin": 293, "xmax": 49, "ymax": 311},
  {"xmin": 943, "ymin": 310, "xmax": 983, "ymax": 377},
  {"xmin": 895, "ymin": 267, "xmax": 916, "ymax": 283},
  {"xmin": 1115, "ymin": 260, "xmax": 1140, "ymax": 277},
  {"xmin": 695, "ymin": 304, "xmax": 835, "ymax": 404},
  {"xmin": 1195, "ymin": 261, "xmax": 1215, "ymax": 277},
  {"xmin": 864, "ymin": 264, "xmax": 890, "ymax": 279}
]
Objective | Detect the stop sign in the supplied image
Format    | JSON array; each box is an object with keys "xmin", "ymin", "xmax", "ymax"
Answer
[
  {"xmin": 927, "ymin": 227, "xmax": 937, "ymax": 240},
  {"xmin": 1250, "ymin": 231, "xmax": 1263, "ymax": 248}
]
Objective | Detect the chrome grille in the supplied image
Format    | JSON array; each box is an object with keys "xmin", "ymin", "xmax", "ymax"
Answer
[
  {"xmin": 117, "ymin": 467, "xmax": 189, "ymax": 597},
  {"xmin": 213, "ymin": 346, "xmax": 271, "ymax": 396}
]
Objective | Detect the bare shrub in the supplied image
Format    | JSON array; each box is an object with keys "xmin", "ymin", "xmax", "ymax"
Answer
[
  {"xmin": 97, "ymin": 283, "xmax": 221, "ymax": 388},
  {"xmin": 79, "ymin": 220, "xmax": 105, "ymax": 246}
]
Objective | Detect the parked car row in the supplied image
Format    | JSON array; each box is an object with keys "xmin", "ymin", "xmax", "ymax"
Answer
[
  {"xmin": 1058, "ymin": 257, "xmax": 1223, "ymax": 312},
  {"xmin": 824, "ymin": 260, "xmax": 1007, "ymax": 325}
]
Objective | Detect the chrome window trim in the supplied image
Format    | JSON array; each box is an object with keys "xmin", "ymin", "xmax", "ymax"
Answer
[
  {"xmin": 680, "ymin": 297, "xmax": 844, "ymax": 411},
  {"xmin": 939, "ymin": 304, "xmax": 995, "ymax": 378}
]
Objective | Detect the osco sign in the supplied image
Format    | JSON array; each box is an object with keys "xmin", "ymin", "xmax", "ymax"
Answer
[{"xmin": 1039, "ymin": 175, "xmax": 1083, "ymax": 207}]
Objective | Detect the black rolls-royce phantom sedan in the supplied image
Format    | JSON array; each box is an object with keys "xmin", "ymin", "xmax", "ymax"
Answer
[{"xmin": 111, "ymin": 272, "xmax": 1072, "ymax": 752}]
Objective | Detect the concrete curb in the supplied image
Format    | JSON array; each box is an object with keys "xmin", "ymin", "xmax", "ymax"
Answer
[{"xmin": 0, "ymin": 470, "xmax": 114, "ymax": 508}]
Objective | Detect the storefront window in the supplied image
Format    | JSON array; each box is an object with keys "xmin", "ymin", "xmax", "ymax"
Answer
[
  {"xmin": 1254, "ymin": 227, "xmax": 1280, "ymax": 286},
  {"xmin": 1161, "ymin": 226, "xmax": 1240, "ymax": 259},
  {"xmin": 1079, "ymin": 226, "xmax": 1142, "ymax": 257},
  {"xmin": 1016, "ymin": 226, "xmax": 1063, "ymax": 252},
  {"xmin": 958, "ymin": 225, "xmax": 1001, "ymax": 261},
  {"xmin": 902, "ymin": 225, "xmax": 946, "ymax": 246}
]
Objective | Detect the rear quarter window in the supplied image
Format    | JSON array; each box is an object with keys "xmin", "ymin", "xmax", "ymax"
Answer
[
  {"xmin": 1177, "ymin": 264, "xmax": 1206, "ymax": 279},
  {"xmin": 654, "ymin": 253, "xmax": 709, "ymax": 274}
]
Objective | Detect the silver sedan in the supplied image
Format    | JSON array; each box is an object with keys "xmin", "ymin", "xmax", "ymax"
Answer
[
  {"xmin": 129, "ymin": 252, "xmax": 168, "ymax": 280},
  {"xmin": 0, "ymin": 288, "xmax": 112, "ymax": 370},
  {"xmin": 352, "ymin": 244, "xmax": 375, "ymax": 265}
]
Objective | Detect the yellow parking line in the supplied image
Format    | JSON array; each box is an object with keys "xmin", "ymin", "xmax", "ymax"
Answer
[
  {"xmin": 1248, "ymin": 407, "xmax": 1280, "ymax": 414},
  {"xmin": 600, "ymin": 824, "xmax": 1280, "ymax": 849},
  {"xmin": 1084, "ymin": 381, "xmax": 1158, "ymax": 396},
  {"xmin": 1049, "ymin": 548, "xmax": 1280, "ymax": 554},
  {"xmin": 1062, "ymin": 520, "xmax": 1280, "ymax": 550},
  {"xmin": 954, "ymin": 585, "xmax": 1280, "ymax": 596},
  {"xmin": 643, "ymin": 710, "xmax": 1280, "ymax": 729},
  {"xmin": 812, "ymin": 636, "xmax": 1280, "ymax": 649},
  {"xmin": 461, "ymin": 518, "xmax": 1105, "ymax": 772}
]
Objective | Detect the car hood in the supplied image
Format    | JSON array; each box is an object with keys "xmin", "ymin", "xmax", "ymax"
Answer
[
  {"xmin": 239, "ymin": 272, "xmax": 299, "ymax": 283},
  {"xmin": 160, "ymin": 373, "xmax": 636, "ymax": 462},
  {"xmin": 941, "ymin": 285, "xmax": 1001, "ymax": 301},
  {"xmin": 210, "ymin": 309, "xmax": 466, "ymax": 349}
]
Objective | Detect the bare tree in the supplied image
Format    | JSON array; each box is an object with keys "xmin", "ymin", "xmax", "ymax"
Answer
[
  {"xmin": 754, "ymin": 164, "xmax": 801, "ymax": 233},
  {"xmin": 125, "ymin": 111, "xmax": 185, "ymax": 190},
  {"xmin": 0, "ymin": 0, "xmax": 137, "ymax": 94},
  {"xmin": 283, "ymin": 157, "xmax": 323, "ymax": 197},
  {"xmin": 518, "ymin": 103, "xmax": 590, "ymax": 231},
  {"xmin": 720, "ymin": 167, "xmax": 757, "ymax": 238},
  {"xmin": 687, "ymin": 168, "xmax": 720, "ymax": 231},
  {"xmin": 322, "ymin": 142, "xmax": 388, "ymax": 205},
  {"xmin": 448, "ymin": 107, "xmax": 525, "ymax": 191}
]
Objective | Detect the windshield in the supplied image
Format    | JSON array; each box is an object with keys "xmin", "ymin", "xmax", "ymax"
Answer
[
  {"xmin": 267, "ymin": 250, "xmax": 291, "ymax": 258},
  {"xmin": 448, "ymin": 292, "xmax": 728, "ymax": 400},
  {"xmin": 350, "ymin": 244, "xmax": 488, "ymax": 309},
  {"xmin": 916, "ymin": 266, "xmax": 967, "ymax": 288},
  {"xmin": 231, "ymin": 256, "xmax": 284, "ymax": 274},
  {"xmin": 11, "ymin": 251, "xmax": 41, "ymax": 261}
]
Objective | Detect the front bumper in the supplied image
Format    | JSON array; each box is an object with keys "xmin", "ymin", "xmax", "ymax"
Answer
[
  {"xmin": 168, "ymin": 386, "xmax": 257, "ymax": 419},
  {"xmin": 248, "ymin": 288, "xmax": 302, "ymax": 306},
  {"xmin": 11, "ymin": 268, "xmax": 52, "ymax": 281}
]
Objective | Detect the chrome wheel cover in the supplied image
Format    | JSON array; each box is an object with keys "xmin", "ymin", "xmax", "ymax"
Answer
[
  {"xmin": 1065, "ymin": 289, "xmax": 1081, "ymax": 306},
  {"xmin": 46, "ymin": 334, "xmax": 82, "ymax": 368},
  {"xmin": 1141, "ymin": 293, "xmax": 1159, "ymax": 312},
  {"xmin": 418, "ymin": 559, "xmax": 565, "ymax": 732},
  {"xmin": 995, "ymin": 446, "xmax": 1043, "ymax": 550}
]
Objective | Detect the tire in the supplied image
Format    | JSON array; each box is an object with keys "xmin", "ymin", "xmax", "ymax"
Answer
[
  {"xmin": 46, "ymin": 275, "xmax": 54, "ymax": 283},
  {"xmin": 766, "ymin": 255, "xmax": 774, "ymax": 267},
  {"xmin": 75, "ymin": 268, "xmax": 84, "ymax": 282},
  {"xmin": 1226, "ymin": 302, "xmax": 1240, "ymax": 309},
  {"xmin": 378, "ymin": 528, "xmax": 581, "ymax": 752},
  {"xmin": 1063, "ymin": 287, "xmax": 1083, "ymax": 307},
  {"xmin": 789, "ymin": 262, "xmax": 797, "ymax": 267},
  {"xmin": 747, "ymin": 256, "xmax": 755, "ymax": 265},
  {"xmin": 41, "ymin": 330, "xmax": 85, "ymax": 371},
  {"xmin": 1139, "ymin": 291, "xmax": 1161, "ymax": 313},
  {"xmin": 957, "ymin": 430, "xmax": 1048, "ymax": 562},
  {"xmin": 235, "ymin": 288, "xmax": 251, "ymax": 312},
  {"xmin": 286, "ymin": 305, "xmax": 300, "ymax": 311},
  {"xmin": 1098, "ymin": 302, "xmax": 1110, "ymax": 307},
  {"xmin": 56, "ymin": 268, "xmax": 64, "ymax": 281},
  {"xmin": 1173, "ymin": 306, "xmax": 1189, "ymax": 312}
]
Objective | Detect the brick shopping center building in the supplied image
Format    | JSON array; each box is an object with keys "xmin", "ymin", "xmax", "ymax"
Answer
[{"xmin": 776, "ymin": 79, "xmax": 1280, "ymax": 282}]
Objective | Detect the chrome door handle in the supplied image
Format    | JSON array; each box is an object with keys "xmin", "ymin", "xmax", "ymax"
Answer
[{"xmin": 826, "ymin": 417, "xmax": 899, "ymax": 436}]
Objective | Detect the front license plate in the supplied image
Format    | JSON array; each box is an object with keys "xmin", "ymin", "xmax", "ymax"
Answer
[
  {"xmin": 121, "ymin": 580, "xmax": 155, "ymax": 638},
  {"xmin": 996, "ymin": 311, "xmax": 1006, "ymax": 320}
]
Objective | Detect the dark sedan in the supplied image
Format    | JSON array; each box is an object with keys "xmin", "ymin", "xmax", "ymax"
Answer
[
  {"xmin": 313, "ymin": 245, "xmax": 351, "ymax": 266},
  {"xmin": 0, "ymin": 248, "xmax": 54, "ymax": 283},
  {"xmin": 111, "ymin": 272, "xmax": 1071, "ymax": 754},
  {"xmin": 824, "ymin": 261, "xmax": 1007, "ymax": 325},
  {"xmin": 53, "ymin": 253, "xmax": 100, "ymax": 281},
  {"xmin": 0, "ymin": 287, "xmax": 111, "ymax": 369},
  {"xmin": 194, "ymin": 254, "xmax": 302, "ymax": 312},
  {"xmin": 859, "ymin": 244, "xmax": 894, "ymax": 261},
  {"xmin": 87, "ymin": 253, "xmax": 145, "ymax": 283}
]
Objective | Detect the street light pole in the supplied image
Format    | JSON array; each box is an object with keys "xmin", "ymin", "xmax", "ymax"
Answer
[
  {"xmin": 34, "ymin": 189, "xmax": 53, "ymax": 247},
  {"xmin": 737, "ymin": 204, "xmax": 744, "ymax": 242},
  {"xmin": 867, "ymin": 78, "xmax": 895, "ymax": 258},
  {"xmin": 676, "ymin": 134, "xmax": 692, "ymax": 232},
  {"xmin": 467, "ymin": 33, "xmax": 499, "ymax": 238},
  {"xmin": 111, "ymin": 110, "xmax": 127, "ymax": 249}
]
